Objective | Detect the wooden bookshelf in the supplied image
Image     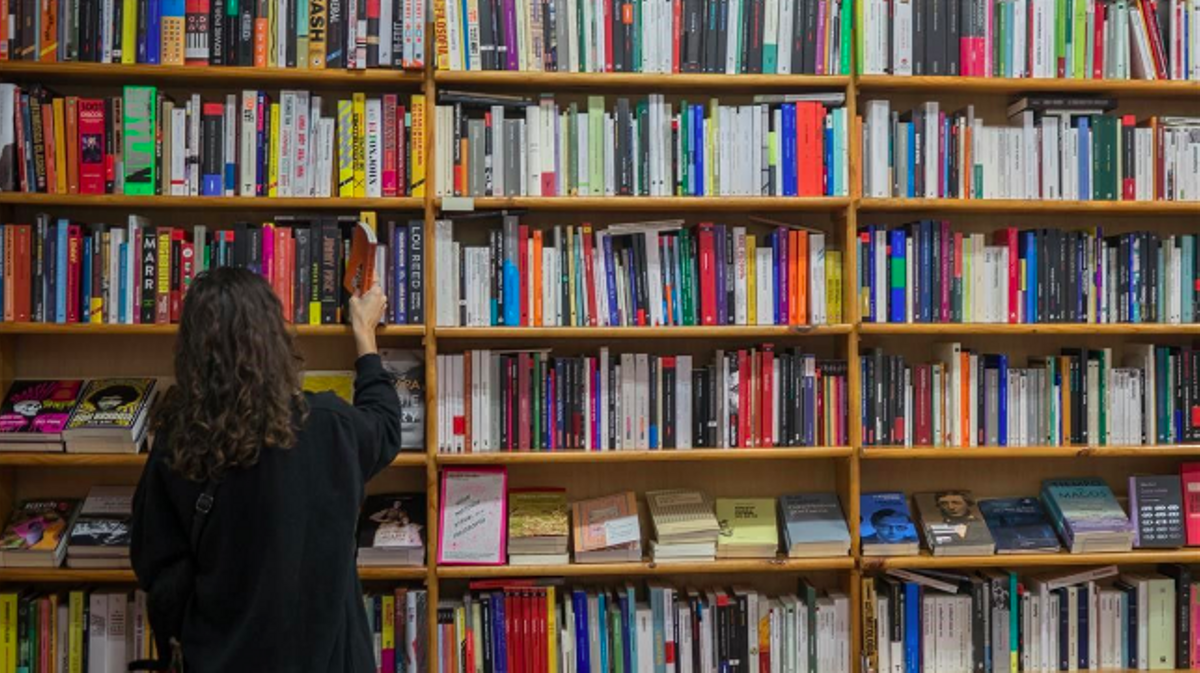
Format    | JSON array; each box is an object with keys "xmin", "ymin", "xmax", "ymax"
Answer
[
  {"xmin": 863, "ymin": 549, "xmax": 1200, "ymax": 570},
  {"xmin": 0, "ymin": 193, "xmax": 426, "ymax": 210},
  {"xmin": 0, "ymin": 452, "xmax": 429, "ymax": 467},
  {"xmin": 437, "ymin": 195, "xmax": 853, "ymax": 212},
  {"xmin": 0, "ymin": 62, "xmax": 426, "ymax": 87},
  {"xmin": 856, "ymin": 74, "xmax": 1200, "ymax": 97},
  {"xmin": 436, "ymin": 447, "xmax": 854, "ymax": 463},
  {"xmin": 857, "ymin": 197, "xmax": 1200, "ymax": 214},
  {"xmin": 436, "ymin": 325, "xmax": 853, "ymax": 339},
  {"xmin": 861, "ymin": 445, "xmax": 1200, "ymax": 459},
  {"xmin": 435, "ymin": 556, "xmax": 855, "ymax": 578},
  {"xmin": 434, "ymin": 70, "xmax": 851, "ymax": 90},
  {"xmin": 0, "ymin": 323, "xmax": 427, "ymax": 336},
  {"xmin": 859, "ymin": 323, "xmax": 1200, "ymax": 335},
  {"xmin": 0, "ymin": 567, "xmax": 429, "ymax": 582}
]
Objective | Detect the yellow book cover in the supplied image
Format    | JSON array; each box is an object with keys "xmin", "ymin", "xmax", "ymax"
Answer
[
  {"xmin": 508, "ymin": 488, "xmax": 569, "ymax": 540},
  {"xmin": 52, "ymin": 98, "xmax": 67, "ymax": 195},
  {"xmin": 453, "ymin": 606, "xmax": 466, "ymax": 670},
  {"xmin": 352, "ymin": 93, "xmax": 367, "ymax": 197},
  {"xmin": 156, "ymin": 230, "xmax": 170, "ymax": 322},
  {"xmin": 302, "ymin": 371, "xmax": 354, "ymax": 402},
  {"xmin": 268, "ymin": 103, "xmax": 280, "ymax": 197},
  {"xmin": 307, "ymin": 0, "xmax": 327, "ymax": 68},
  {"xmin": 707, "ymin": 99, "xmax": 719, "ymax": 194},
  {"xmin": 546, "ymin": 586, "xmax": 557, "ymax": 672},
  {"xmin": 433, "ymin": 0, "xmax": 449, "ymax": 69},
  {"xmin": 267, "ymin": 0, "xmax": 277, "ymax": 67},
  {"xmin": 121, "ymin": 0, "xmax": 137, "ymax": 63},
  {"xmin": 715, "ymin": 498, "xmax": 778, "ymax": 555},
  {"xmin": 69, "ymin": 591, "xmax": 83, "ymax": 673},
  {"xmin": 381, "ymin": 594, "xmax": 395, "ymax": 653},
  {"xmin": 410, "ymin": 95, "xmax": 426, "ymax": 197},
  {"xmin": 337, "ymin": 99, "xmax": 355, "ymax": 197},
  {"xmin": 1, "ymin": 593, "xmax": 13, "ymax": 673},
  {"xmin": 826, "ymin": 250, "xmax": 843, "ymax": 323},
  {"xmin": 160, "ymin": 14, "xmax": 185, "ymax": 65},
  {"xmin": 747, "ymin": 236, "xmax": 757, "ymax": 325}
]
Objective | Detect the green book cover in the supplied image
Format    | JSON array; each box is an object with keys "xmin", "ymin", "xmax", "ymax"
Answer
[
  {"xmin": 1091, "ymin": 349, "xmax": 1107, "ymax": 445},
  {"xmin": 1072, "ymin": 0, "xmax": 1088, "ymax": 77},
  {"xmin": 636, "ymin": 100, "xmax": 649, "ymax": 194},
  {"xmin": 1147, "ymin": 577, "xmax": 1177, "ymax": 668},
  {"xmin": 680, "ymin": 102, "xmax": 690, "ymax": 195},
  {"xmin": 1056, "ymin": 0, "xmax": 1067, "ymax": 71},
  {"xmin": 569, "ymin": 103, "xmax": 580, "ymax": 195},
  {"xmin": 799, "ymin": 579, "xmax": 818, "ymax": 671},
  {"xmin": 633, "ymin": 0, "xmax": 643, "ymax": 71},
  {"xmin": 840, "ymin": 0, "xmax": 853, "ymax": 74},
  {"xmin": 1063, "ymin": 0, "xmax": 1074, "ymax": 74},
  {"xmin": 1092, "ymin": 115, "xmax": 1118, "ymax": 200},
  {"xmin": 122, "ymin": 86, "xmax": 157, "ymax": 195},
  {"xmin": 715, "ymin": 498, "xmax": 778, "ymax": 553},
  {"xmin": 997, "ymin": 2, "xmax": 1008, "ymax": 77},
  {"xmin": 588, "ymin": 97, "xmax": 604, "ymax": 196},
  {"xmin": 679, "ymin": 228, "xmax": 695, "ymax": 325},
  {"xmin": 609, "ymin": 604, "xmax": 624, "ymax": 673}
]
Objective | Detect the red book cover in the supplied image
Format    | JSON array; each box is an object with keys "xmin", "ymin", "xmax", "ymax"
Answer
[
  {"xmin": 504, "ymin": 590, "xmax": 518, "ymax": 673},
  {"xmin": 953, "ymin": 232, "xmax": 964, "ymax": 293},
  {"xmin": 76, "ymin": 99, "xmax": 106, "ymax": 195},
  {"xmin": 185, "ymin": 0, "xmax": 211, "ymax": 65},
  {"xmin": 181, "ymin": 241, "xmax": 195, "ymax": 304},
  {"xmin": 2, "ymin": 228, "xmax": 13, "ymax": 322},
  {"xmin": 13, "ymin": 225, "xmax": 31, "ymax": 322},
  {"xmin": 41, "ymin": 104, "xmax": 56, "ymax": 194},
  {"xmin": 991, "ymin": 227, "xmax": 1018, "ymax": 323},
  {"xmin": 671, "ymin": 0, "xmax": 682, "ymax": 72},
  {"xmin": 518, "ymin": 351, "xmax": 531, "ymax": 450},
  {"xmin": 795, "ymin": 103, "xmax": 811, "ymax": 195},
  {"xmin": 66, "ymin": 225, "xmax": 81, "ymax": 323},
  {"xmin": 1182, "ymin": 463, "xmax": 1200, "ymax": 545},
  {"xmin": 604, "ymin": 0, "xmax": 614, "ymax": 71},
  {"xmin": 518, "ymin": 224, "xmax": 530, "ymax": 326},
  {"xmin": 914, "ymin": 364, "xmax": 930, "ymax": 445},
  {"xmin": 170, "ymin": 228, "xmax": 184, "ymax": 322},
  {"xmin": 382, "ymin": 94, "xmax": 398, "ymax": 196},
  {"xmin": 737, "ymin": 349, "xmax": 749, "ymax": 447},
  {"xmin": 1141, "ymin": 0, "xmax": 1169, "ymax": 77},
  {"xmin": 396, "ymin": 105, "xmax": 407, "ymax": 196},
  {"xmin": 787, "ymin": 230, "xmax": 799, "ymax": 324},
  {"xmin": 1121, "ymin": 115, "xmax": 1137, "ymax": 200},
  {"xmin": 761, "ymin": 345, "xmax": 774, "ymax": 447},
  {"xmin": 525, "ymin": 590, "xmax": 537, "ymax": 672},
  {"xmin": 14, "ymin": 94, "xmax": 27, "ymax": 193},
  {"xmin": 1092, "ymin": 0, "xmax": 1106, "ymax": 78},
  {"xmin": 581, "ymin": 225, "xmax": 597, "ymax": 327},
  {"xmin": 697, "ymin": 224, "xmax": 717, "ymax": 325}
]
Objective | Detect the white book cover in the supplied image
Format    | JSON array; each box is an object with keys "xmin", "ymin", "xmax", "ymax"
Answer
[
  {"xmin": 726, "ymin": 0, "xmax": 743, "ymax": 73},
  {"xmin": 88, "ymin": 593, "xmax": 108, "ymax": 673},
  {"xmin": 777, "ymin": 0, "xmax": 795, "ymax": 73},
  {"xmin": 365, "ymin": 99, "xmax": 382, "ymax": 197},
  {"xmin": 810, "ymin": 233, "xmax": 826, "ymax": 325},
  {"xmin": 905, "ymin": 237, "xmax": 914, "ymax": 323},
  {"xmin": 106, "ymin": 593, "xmax": 127, "ymax": 673},
  {"xmin": 444, "ymin": 0, "xmax": 461, "ymax": 69},
  {"xmin": 293, "ymin": 92, "xmax": 311, "ymax": 197},
  {"xmin": 604, "ymin": 115, "xmax": 616, "ymax": 195},
  {"xmin": 866, "ymin": 100, "xmax": 891, "ymax": 197},
  {"xmin": 894, "ymin": 0, "xmax": 914, "ymax": 75},
  {"xmin": 756, "ymin": 249, "xmax": 772, "ymax": 326},
  {"xmin": 279, "ymin": 92, "xmax": 295, "ymax": 197},
  {"xmin": 240, "ymin": 93, "xmax": 258, "ymax": 196},
  {"xmin": 733, "ymin": 227, "xmax": 749, "ymax": 325},
  {"xmin": 317, "ymin": 118, "xmax": 335, "ymax": 198},
  {"xmin": 676, "ymin": 355, "xmax": 692, "ymax": 449}
]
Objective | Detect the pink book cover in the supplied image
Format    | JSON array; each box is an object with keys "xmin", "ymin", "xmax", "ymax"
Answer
[
  {"xmin": 1192, "ymin": 585, "xmax": 1200, "ymax": 668},
  {"xmin": 939, "ymin": 220, "xmax": 951, "ymax": 322},
  {"xmin": 382, "ymin": 94, "xmax": 398, "ymax": 197},
  {"xmin": 1183, "ymin": 464, "xmax": 1200, "ymax": 545},
  {"xmin": 815, "ymin": 0, "xmax": 827, "ymax": 75},
  {"xmin": 261, "ymin": 223, "xmax": 275, "ymax": 288},
  {"xmin": 437, "ymin": 466, "xmax": 508, "ymax": 566}
]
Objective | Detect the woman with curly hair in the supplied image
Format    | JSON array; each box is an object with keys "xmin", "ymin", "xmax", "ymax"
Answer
[{"xmin": 130, "ymin": 266, "xmax": 400, "ymax": 673}]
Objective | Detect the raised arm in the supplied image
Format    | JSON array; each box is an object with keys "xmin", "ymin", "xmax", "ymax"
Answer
[{"xmin": 348, "ymin": 285, "xmax": 404, "ymax": 479}]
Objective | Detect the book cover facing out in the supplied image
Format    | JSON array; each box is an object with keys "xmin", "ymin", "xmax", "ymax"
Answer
[
  {"xmin": 122, "ymin": 86, "xmax": 157, "ymax": 195},
  {"xmin": 437, "ymin": 466, "xmax": 507, "ymax": 565}
]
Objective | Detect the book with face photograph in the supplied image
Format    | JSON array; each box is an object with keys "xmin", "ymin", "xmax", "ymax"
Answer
[
  {"xmin": 860, "ymin": 492, "xmax": 919, "ymax": 556},
  {"xmin": 912, "ymin": 490, "xmax": 996, "ymax": 556}
]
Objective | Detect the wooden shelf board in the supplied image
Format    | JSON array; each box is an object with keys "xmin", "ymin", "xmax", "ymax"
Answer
[
  {"xmin": 861, "ymin": 445, "xmax": 1200, "ymax": 459},
  {"xmin": 864, "ymin": 549, "xmax": 1200, "ymax": 570},
  {"xmin": 0, "ymin": 323, "xmax": 425, "ymax": 336},
  {"xmin": 435, "ymin": 71, "xmax": 850, "ymax": 90},
  {"xmin": 0, "ymin": 193, "xmax": 425, "ymax": 210},
  {"xmin": 436, "ymin": 557, "xmax": 854, "ymax": 578},
  {"xmin": 356, "ymin": 567, "xmax": 430, "ymax": 581},
  {"xmin": 436, "ymin": 447, "xmax": 853, "ymax": 464},
  {"xmin": 0, "ymin": 62, "xmax": 425, "ymax": 87},
  {"xmin": 857, "ymin": 198, "xmax": 1200, "ymax": 215},
  {"xmin": 436, "ymin": 325, "xmax": 851, "ymax": 339},
  {"xmin": 856, "ymin": 75, "xmax": 1200, "ymax": 97},
  {"xmin": 0, "ymin": 567, "xmax": 429, "ymax": 583},
  {"xmin": 859, "ymin": 323, "xmax": 1200, "ymax": 335},
  {"xmin": 0, "ymin": 452, "xmax": 427, "ymax": 467},
  {"xmin": 438, "ymin": 196, "xmax": 852, "ymax": 212}
]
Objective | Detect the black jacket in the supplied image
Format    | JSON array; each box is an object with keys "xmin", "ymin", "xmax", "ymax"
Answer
[{"xmin": 131, "ymin": 354, "xmax": 404, "ymax": 673}]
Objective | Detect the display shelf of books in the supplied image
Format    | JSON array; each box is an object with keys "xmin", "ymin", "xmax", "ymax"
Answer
[
  {"xmin": 855, "ymin": 75, "xmax": 1200, "ymax": 97},
  {"xmin": 436, "ymin": 446, "xmax": 855, "ymax": 463},
  {"xmin": 864, "ymin": 550, "xmax": 1200, "ymax": 570},
  {"xmin": 435, "ymin": 556, "xmax": 856, "ymax": 578},
  {"xmin": 0, "ymin": 62, "xmax": 428, "ymax": 87},
  {"xmin": 435, "ymin": 325, "xmax": 854, "ymax": 339},
  {"xmin": 438, "ymin": 196, "xmax": 855, "ymax": 212},
  {"xmin": 434, "ymin": 70, "xmax": 854, "ymax": 90},
  {"xmin": 861, "ymin": 445, "xmax": 1200, "ymax": 459}
]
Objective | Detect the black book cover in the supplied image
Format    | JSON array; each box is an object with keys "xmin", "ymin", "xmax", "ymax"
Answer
[
  {"xmin": 791, "ymin": 0, "xmax": 805, "ymax": 72},
  {"xmin": 801, "ymin": 0, "xmax": 819, "ymax": 74},
  {"xmin": 391, "ymin": 0, "xmax": 404, "ymax": 66},
  {"xmin": 285, "ymin": 0, "xmax": 297, "ymax": 66},
  {"xmin": 912, "ymin": 0, "xmax": 925, "ymax": 74},
  {"xmin": 78, "ymin": 0, "xmax": 96, "ymax": 61},
  {"xmin": 947, "ymin": 0, "xmax": 961, "ymax": 74},
  {"xmin": 747, "ymin": 0, "xmax": 764, "ymax": 73},
  {"xmin": 27, "ymin": 90, "xmax": 45, "ymax": 192},
  {"xmin": 326, "ymin": 0, "xmax": 344, "ymax": 67},
  {"xmin": 406, "ymin": 218, "xmax": 424, "ymax": 325},
  {"xmin": 616, "ymin": 99, "xmax": 631, "ymax": 194},
  {"xmin": 293, "ymin": 224, "xmax": 311, "ymax": 324},
  {"xmin": 692, "ymin": 367, "xmax": 706, "ymax": 447},
  {"xmin": 46, "ymin": 222, "xmax": 58, "ymax": 321},
  {"xmin": 543, "ymin": 0, "xmax": 556, "ymax": 70},
  {"xmin": 210, "ymin": 0, "xmax": 226, "ymax": 64},
  {"xmin": 703, "ymin": 0, "xmax": 718, "ymax": 72},
  {"xmin": 1064, "ymin": 231, "xmax": 1076, "ymax": 322},
  {"xmin": 663, "ymin": 360, "xmax": 675, "ymax": 448},
  {"xmin": 477, "ymin": 0, "xmax": 494, "ymax": 68},
  {"xmin": 140, "ymin": 230, "xmax": 157, "ymax": 324},
  {"xmin": 1149, "ymin": 233, "xmax": 1161, "ymax": 323},
  {"xmin": 225, "ymin": 0, "xmax": 240, "ymax": 64},
  {"xmin": 238, "ymin": 0, "xmax": 254, "ymax": 65}
]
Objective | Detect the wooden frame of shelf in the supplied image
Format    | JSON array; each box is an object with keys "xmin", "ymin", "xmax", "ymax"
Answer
[{"xmin": 8, "ymin": 63, "xmax": 1200, "ymax": 673}]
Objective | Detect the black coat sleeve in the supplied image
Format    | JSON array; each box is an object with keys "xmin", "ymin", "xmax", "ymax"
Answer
[{"xmin": 349, "ymin": 353, "xmax": 405, "ymax": 480}]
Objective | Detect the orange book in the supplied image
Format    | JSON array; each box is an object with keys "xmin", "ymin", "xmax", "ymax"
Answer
[
  {"xmin": 2, "ymin": 227, "xmax": 13, "ymax": 321},
  {"xmin": 1060, "ymin": 356, "xmax": 1072, "ymax": 445},
  {"xmin": 787, "ymin": 231, "xmax": 799, "ymax": 324},
  {"xmin": 795, "ymin": 230, "xmax": 809, "ymax": 325},
  {"xmin": 14, "ymin": 225, "xmax": 31, "ymax": 322},
  {"xmin": 254, "ymin": 14, "xmax": 269, "ymax": 67},
  {"xmin": 532, "ymin": 229, "xmax": 543, "ymax": 326},
  {"xmin": 343, "ymin": 216, "xmax": 378, "ymax": 295},
  {"xmin": 39, "ymin": 0, "xmax": 58, "ymax": 61},
  {"xmin": 960, "ymin": 352, "xmax": 970, "ymax": 447}
]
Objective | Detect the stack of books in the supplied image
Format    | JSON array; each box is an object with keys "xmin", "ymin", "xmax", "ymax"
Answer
[
  {"xmin": 778, "ymin": 492, "xmax": 852, "ymax": 557},
  {"xmin": 66, "ymin": 485, "xmax": 134, "ymax": 569},
  {"xmin": 0, "ymin": 500, "xmax": 80, "ymax": 568},
  {"xmin": 355, "ymin": 494, "xmax": 426, "ymax": 567},
  {"xmin": 570, "ymin": 492, "xmax": 642, "ymax": 564},
  {"xmin": 506, "ymin": 488, "xmax": 569, "ymax": 565},
  {"xmin": 714, "ymin": 498, "xmax": 779, "ymax": 559},
  {"xmin": 912, "ymin": 490, "xmax": 997, "ymax": 556},
  {"xmin": 63, "ymin": 379, "xmax": 159, "ymax": 454},
  {"xmin": 645, "ymin": 489, "xmax": 720, "ymax": 563},
  {"xmin": 977, "ymin": 497, "xmax": 1063, "ymax": 554},
  {"xmin": 1040, "ymin": 478, "xmax": 1136, "ymax": 553},
  {"xmin": 860, "ymin": 492, "xmax": 920, "ymax": 557}
]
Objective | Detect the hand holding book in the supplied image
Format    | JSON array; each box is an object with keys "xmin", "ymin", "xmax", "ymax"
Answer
[{"xmin": 349, "ymin": 285, "xmax": 387, "ymax": 357}]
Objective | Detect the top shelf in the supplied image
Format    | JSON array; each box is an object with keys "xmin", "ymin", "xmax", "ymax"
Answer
[{"xmin": 0, "ymin": 62, "xmax": 426, "ymax": 88}]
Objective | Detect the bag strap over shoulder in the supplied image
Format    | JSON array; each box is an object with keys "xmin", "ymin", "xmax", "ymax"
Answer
[{"xmin": 190, "ymin": 480, "xmax": 219, "ymax": 552}]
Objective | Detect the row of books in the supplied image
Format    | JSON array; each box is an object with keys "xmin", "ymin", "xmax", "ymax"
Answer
[
  {"xmin": 861, "ymin": 97, "xmax": 1200, "ymax": 201},
  {"xmin": 0, "ymin": 493, "xmax": 131, "ymax": 568},
  {"xmin": 434, "ymin": 0, "xmax": 853, "ymax": 75},
  {"xmin": 434, "ymin": 218, "xmax": 843, "ymax": 329},
  {"xmin": 0, "ymin": 379, "xmax": 155, "ymax": 454},
  {"xmin": 433, "ymin": 92, "xmax": 850, "ymax": 198},
  {"xmin": 0, "ymin": 215, "xmax": 426, "ymax": 326},
  {"xmin": 860, "ymin": 477, "xmax": 1149, "ymax": 559},
  {"xmin": 860, "ymin": 343, "xmax": 1197, "ymax": 448},
  {"xmin": 859, "ymin": 224, "xmax": 1200, "ymax": 325},
  {"xmin": 0, "ymin": 590, "xmax": 157, "ymax": 672},
  {"xmin": 436, "ymin": 581, "xmax": 851, "ymax": 673},
  {"xmin": 859, "ymin": 0, "xmax": 1200, "ymax": 80},
  {"xmin": 862, "ymin": 564, "xmax": 1196, "ymax": 673},
  {"xmin": 0, "ymin": 85, "xmax": 429, "ymax": 197},
  {"xmin": 433, "ymin": 347, "xmax": 848, "ymax": 453},
  {"xmin": 0, "ymin": 0, "xmax": 427, "ymax": 69}
]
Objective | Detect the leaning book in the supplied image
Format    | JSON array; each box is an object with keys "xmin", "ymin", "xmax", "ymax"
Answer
[
  {"xmin": 356, "ymin": 493, "xmax": 426, "ymax": 567},
  {"xmin": 1040, "ymin": 478, "xmax": 1135, "ymax": 553},
  {"xmin": 860, "ymin": 492, "xmax": 920, "ymax": 557},
  {"xmin": 380, "ymin": 349, "xmax": 426, "ymax": 450},
  {"xmin": 0, "ymin": 500, "xmax": 80, "ymax": 568},
  {"xmin": 64, "ymin": 378, "xmax": 159, "ymax": 454},
  {"xmin": 778, "ymin": 493, "xmax": 851, "ymax": 557},
  {"xmin": 912, "ymin": 490, "xmax": 996, "ymax": 556}
]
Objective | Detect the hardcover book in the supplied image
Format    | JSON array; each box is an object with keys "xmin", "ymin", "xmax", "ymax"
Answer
[
  {"xmin": 507, "ymin": 488, "xmax": 569, "ymax": 562},
  {"xmin": 777, "ymin": 492, "xmax": 851, "ymax": 557},
  {"xmin": 912, "ymin": 490, "xmax": 996, "ymax": 556},
  {"xmin": 357, "ymin": 493, "xmax": 425, "ymax": 566},
  {"xmin": 0, "ymin": 380, "xmax": 84, "ymax": 448},
  {"xmin": 0, "ymin": 499, "xmax": 79, "ymax": 568},
  {"xmin": 860, "ymin": 492, "xmax": 920, "ymax": 556},
  {"xmin": 121, "ymin": 86, "xmax": 157, "ymax": 195},
  {"xmin": 978, "ymin": 497, "xmax": 1062, "ymax": 554},
  {"xmin": 1129, "ymin": 475, "xmax": 1186, "ymax": 549}
]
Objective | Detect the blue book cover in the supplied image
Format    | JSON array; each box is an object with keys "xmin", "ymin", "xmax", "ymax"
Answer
[
  {"xmin": 1079, "ymin": 584, "xmax": 1091, "ymax": 669},
  {"xmin": 1129, "ymin": 234, "xmax": 1140, "ymax": 323},
  {"xmin": 979, "ymin": 496, "xmax": 1065, "ymax": 554},
  {"xmin": 781, "ymin": 105, "xmax": 797, "ymax": 196},
  {"xmin": 118, "ymin": 242, "xmax": 128, "ymax": 323},
  {"xmin": 603, "ymin": 235, "xmax": 619, "ymax": 326},
  {"xmin": 772, "ymin": 231, "xmax": 782, "ymax": 324},
  {"xmin": 906, "ymin": 123, "xmax": 916, "ymax": 197},
  {"xmin": 904, "ymin": 582, "xmax": 921, "ymax": 673},
  {"xmin": 56, "ymin": 221, "xmax": 68, "ymax": 324},
  {"xmin": 830, "ymin": 110, "xmax": 843, "ymax": 195},
  {"xmin": 994, "ymin": 354, "xmax": 1008, "ymax": 445},
  {"xmin": 1040, "ymin": 478, "xmax": 1134, "ymax": 544},
  {"xmin": 650, "ymin": 587, "xmax": 666, "ymax": 673},
  {"xmin": 919, "ymin": 221, "xmax": 932, "ymax": 322},
  {"xmin": 617, "ymin": 590, "xmax": 632, "ymax": 672},
  {"xmin": 255, "ymin": 91, "xmax": 268, "ymax": 195},
  {"xmin": 624, "ymin": 585, "xmax": 637, "ymax": 670},
  {"xmin": 491, "ymin": 591, "xmax": 507, "ymax": 673},
  {"xmin": 1023, "ymin": 231, "xmax": 1037, "ymax": 323},
  {"xmin": 802, "ymin": 354, "xmax": 816, "ymax": 446},
  {"xmin": 824, "ymin": 118, "xmax": 833, "ymax": 195},
  {"xmin": 1120, "ymin": 581, "xmax": 1136, "ymax": 667},
  {"xmin": 888, "ymin": 229, "xmax": 906, "ymax": 323},
  {"xmin": 81, "ymin": 237, "xmax": 92, "ymax": 323},
  {"xmin": 572, "ymin": 589, "xmax": 590, "ymax": 673},
  {"xmin": 693, "ymin": 106, "xmax": 705, "ymax": 197},
  {"xmin": 502, "ymin": 219, "xmax": 519, "ymax": 327},
  {"xmin": 860, "ymin": 492, "xmax": 919, "ymax": 551},
  {"xmin": 1077, "ymin": 117, "xmax": 1090, "ymax": 199},
  {"xmin": 597, "ymin": 592, "xmax": 609, "ymax": 673},
  {"xmin": 146, "ymin": 0, "xmax": 162, "ymax": 64},
  {"xmin": 714, "ymin": 225, "xmax": 727, "ymax": 325},
  {"xmin": 1057, "ymin": 588, "xmax": 1070, "ymax": 670},
  {"xmin": 778, "ymin": 493, "xmax": 850, "ymax": 549},
  {"xmin": 867, "ymin": 227, "xmax": 877, "ymax": 322}
]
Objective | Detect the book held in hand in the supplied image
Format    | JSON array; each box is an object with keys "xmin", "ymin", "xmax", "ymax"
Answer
[
  {"xmin": 778, "ymin": 492, "xmax": 851, "ymax": 558},
  {"xmin": 0, "ymin": 380, "xmax": 84, "ymax": 452},
  {"xmin": 64, "ymin": 378, "xmax": 158, "ymax": 454},
  {"xmin": 860, "ymin": 492, "xmax": 920, "ymax": 557},
  {"xmin": 0, "ymin": 499, "xmax": 80, "ymax": 568},
  {"xmin": 912, "ymin": 490, "xmax": 996, "ymax": 556},
  {"xmin": 356, "ymin": 493, "xmax": 426, "ymax": 567},
  {"xmin": 437, "ymin": 467, "xmax": 507, "ymax": 566},
  {"xmin": 977, "ymin": 497, "xmax": 1062, "ymax": 554}
]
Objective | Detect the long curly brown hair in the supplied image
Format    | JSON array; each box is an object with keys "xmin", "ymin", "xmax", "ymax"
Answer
[{"xmin": 155, "ymin": 267, "xmax": 305, "ymax": 482}]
